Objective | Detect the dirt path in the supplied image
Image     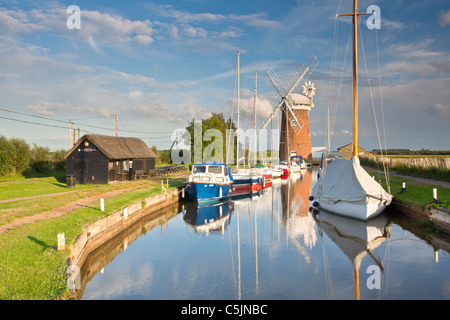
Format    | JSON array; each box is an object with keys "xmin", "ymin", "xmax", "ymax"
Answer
[
  {"xmin": 0, "ymin": 190, "xmax": 80, "ymax": 204},
  {"xmin": 0, "ymin": 182, "xmax": 155, "ymax": 235}
]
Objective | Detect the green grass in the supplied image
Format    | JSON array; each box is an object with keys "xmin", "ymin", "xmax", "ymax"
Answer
[
  {"xmin": 0, "ymin": 175, "xmax": 186, "ymax": 299},
  {"xmin": 367, "ymin": 169, "xmax": 450, "ymax": 208},
  {"xmin": 0, "ymin": 177, "xmax": 161, "ymax": 228},
  {"xmin": 0, "ymin": 175, "xmax": 102, "ymax": 201}
]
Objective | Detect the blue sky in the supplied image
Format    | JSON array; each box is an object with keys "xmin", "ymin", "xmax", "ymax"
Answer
[{"xmin": 0, "ymin": 0, "xmax": 449, "ymax": 152}]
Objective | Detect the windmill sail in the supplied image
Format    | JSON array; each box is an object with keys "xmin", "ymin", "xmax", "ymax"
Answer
[{"xmin": 258, "ymin": 55, "xmax": 318, "ymax": 137}]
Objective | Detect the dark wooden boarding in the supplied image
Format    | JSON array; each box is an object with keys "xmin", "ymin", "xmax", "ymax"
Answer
[{"xmin": 64, "ymin": 134, "xmax": 157, "ymax": 184}]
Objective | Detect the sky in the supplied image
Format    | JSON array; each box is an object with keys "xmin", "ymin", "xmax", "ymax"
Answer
[{"xmin": 0, "ymin": 0, "xmax": 449, "ymax": 153}]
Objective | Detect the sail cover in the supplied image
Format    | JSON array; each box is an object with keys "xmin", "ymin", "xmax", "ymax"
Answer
[{"xmin": 312, "ymin": 156, "xmax": 391, "ymax": 205}]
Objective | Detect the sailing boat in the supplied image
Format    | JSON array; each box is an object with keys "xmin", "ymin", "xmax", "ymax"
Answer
[
  {"xmin": 231, "ymin": 51, "xmax": 264, "ymax": 195},
  {"xmin": 310, "ymin": 0, "xmax": 392, "ymax": 220}
]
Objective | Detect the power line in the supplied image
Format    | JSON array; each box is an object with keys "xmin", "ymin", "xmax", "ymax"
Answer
[
  {"xmin": 0, "ymin": 107, "xmax": 67, "ymax": 124},
  {"xmin": 0, "ymin": 115, "xmax": 68, "ymax": 130},
  {"xmin": 0, "ymin": 107, "xmax": 174, "ymax": 135}
]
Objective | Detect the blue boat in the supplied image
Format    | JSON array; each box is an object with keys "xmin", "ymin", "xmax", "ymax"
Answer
[
  {"xmin": 182, "ymin": 200, "xmax": 234, "ymax": 234},
  {"xmin": 182, "ymin": 161, "xmax": 234, "ymax": 204}
]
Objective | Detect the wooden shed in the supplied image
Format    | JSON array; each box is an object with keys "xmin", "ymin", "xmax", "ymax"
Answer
[
  {"xmin": 64, "ymin": 134, "xmax": 157, "ymax": 184},
  {"xmin": 337, "ymin": 143, "xmax": 366, "ymax": 160}
]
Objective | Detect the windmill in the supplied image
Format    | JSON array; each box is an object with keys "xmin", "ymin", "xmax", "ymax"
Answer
[{"xmin": 259, "ymin": 55, "xmax": 318, "ymax": 162}]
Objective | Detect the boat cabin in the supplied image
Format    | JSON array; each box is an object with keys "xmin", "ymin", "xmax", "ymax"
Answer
[{"xmin": 188, "ymin": 161, "xmax": 233, "ymax": 184}]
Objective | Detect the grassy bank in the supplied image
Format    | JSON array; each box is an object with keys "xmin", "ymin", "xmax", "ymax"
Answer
[
  {"xmin": 366, "ymin": 169, "xmax": 450, "ymax": 209},
  {"xmin": 0, "ymin": 176, "xmax": 186, "ymax": 300},
  {"xmin": 0, "ymin": 177, "xmax": 154, "ymax": 228}
]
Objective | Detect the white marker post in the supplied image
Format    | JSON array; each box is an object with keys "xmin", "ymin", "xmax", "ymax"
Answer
[
  {"xmin": 57, "ymin": 232, "xmax": 65, "ymax": 251},
  {"xmin": 100, "ymin": 198, "xmax": 105, "ymax": 211}
]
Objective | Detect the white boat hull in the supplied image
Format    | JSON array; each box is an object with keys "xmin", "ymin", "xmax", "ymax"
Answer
[
  {"xmin": 311, "ymin": 157, "xmax": 392, "ymax": 221},
  {"xmin": 315, "ymin": 198, "xmax": 390, "ymax": 221}
]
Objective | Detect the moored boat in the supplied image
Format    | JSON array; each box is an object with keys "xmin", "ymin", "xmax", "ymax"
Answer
[
  {"xmin": 310, "ymin": 0, "xmax": 392, "ymax": 220},
  {"xmin": 231, "ymin": 168, "xmax": 264, "ymax": 196},
  {"xmin": 183, "ymin": 161, "xmax": 234, "ymax": 204}
]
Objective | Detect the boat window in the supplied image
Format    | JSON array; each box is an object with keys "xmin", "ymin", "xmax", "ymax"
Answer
[
  {"xmin": 193, "ymin": 166, "xmax": 206, "ymax": 173},
  {"xmin": 208, "ymin": 166, "xmax": 223, "ymax": 174}
]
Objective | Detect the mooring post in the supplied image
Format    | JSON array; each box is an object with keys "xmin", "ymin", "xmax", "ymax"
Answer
[
  {"xmin": 57, "ymin": 232, "xmax": 65, "ymax": 251},
  {"xmin": 100, "ymin": 198, "xmax": 104, "ymax": 211}
]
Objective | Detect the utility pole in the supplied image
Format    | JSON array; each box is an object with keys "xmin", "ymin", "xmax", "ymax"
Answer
[
  {"xmin": 68, "ymin": 118, "xmax": 72, "ymax": 148},
  {"xmin": 116, "ymin": 113, "xmax": 118, "ymax": 137}
]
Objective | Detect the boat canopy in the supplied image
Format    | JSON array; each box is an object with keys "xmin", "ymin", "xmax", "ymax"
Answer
[
  {"xmin": 312, "ymin": 156, "xmax": 391, "ymax": 204},
  {"xmin": 192, "ymin": 161, "xmax": 234, "ymax": 181}
]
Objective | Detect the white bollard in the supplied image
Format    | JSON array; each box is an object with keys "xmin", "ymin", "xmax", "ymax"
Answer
[
  {"xmin": 100, "ymin": 198, "xmax": 104, "ymax": 211},
  {"xmin": 402, "ymin": 182, "xmax": 406, "ymax": 192},
  {"xmin": 57, "ymin": 232, "xmax": 65, "ymax": 251},
  {"xmin": 433, "ymin": 188, "xmax": 438, "ymax": 201}
]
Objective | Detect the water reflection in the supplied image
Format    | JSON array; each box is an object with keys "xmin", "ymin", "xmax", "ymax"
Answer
[
  {"xmin": 313, "ymin": 211, "xmax": 391, "ymax": 300},
  {"xmin": 80, "ymin": 168, "xmax": 450, "ymax": 300},
  {"xmin": 182, "ymin": 201, "xmax": 234, "ymax": 234}
]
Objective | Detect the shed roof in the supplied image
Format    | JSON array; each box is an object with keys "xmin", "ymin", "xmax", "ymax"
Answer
[
  {"xmin": 64, "ymin": 134, "xmax": 157, "ymax": 160},
  {"xmin": 337, "ymin": 143, "xmax": 366, "ymax": 151}
]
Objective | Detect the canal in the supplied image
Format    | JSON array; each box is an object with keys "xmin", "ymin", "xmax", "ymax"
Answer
[{"xmin": 78, "ymin": 168, "xmax": 450, "ymax": 300}]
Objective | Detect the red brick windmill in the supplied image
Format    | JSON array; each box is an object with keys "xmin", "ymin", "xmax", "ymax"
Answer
[{"xmin": 259, "ymin": 55, "xmax": 318, "ymax": 162}]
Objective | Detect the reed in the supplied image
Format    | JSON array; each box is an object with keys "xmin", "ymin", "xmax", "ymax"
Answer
[{"xmin": 360, "ymin": 156, "xmax": 450, "ymax": 182}]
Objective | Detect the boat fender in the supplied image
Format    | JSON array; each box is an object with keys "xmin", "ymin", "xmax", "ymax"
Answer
[
  {"xmin": 312, "ymin": 201, "xmax": 319, "ymax": 207},
  {"xmin": 309, "ymin": 196, "xmax": 314, "ymax": 201}
]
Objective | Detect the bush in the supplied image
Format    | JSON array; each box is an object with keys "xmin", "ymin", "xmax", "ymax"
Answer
[
  {"xmin": 0, "ymin": 135, "xmax": 31, "ymax": 176},
  {"xmin": 30, "ymin": 144, "xmax": 51, "ymax": 173}
]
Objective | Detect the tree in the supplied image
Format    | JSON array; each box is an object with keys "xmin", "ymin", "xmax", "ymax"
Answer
[
  {"xmin": 0, "ymin": 134, "xmax": 31, "ymax": 176},
  {"xmin": 10, "ymin": 138, "xmax": 31, "ymax": 174},
  {"xmin": 51, "ymin": 148, "xmax": 67, "ymax": 171},
  {"xmin": 30, "ymin": 144, "xmax": 50, "ymax": 173},
  {"xmin": 185, "ymin": 112, "xmax": 236, "ymax": 163}
]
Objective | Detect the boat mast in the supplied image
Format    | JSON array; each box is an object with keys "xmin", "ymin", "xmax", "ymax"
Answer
[
  {"xmin": 237, "ymin": 50, "xmax": 240, "ymax": 169},
  {"xmin": 338, "ymin": 0, "xmax": 372, "ymax": 157},
  {"xmin": 352, "ymin": 0, "xmax": 359, "ymax": 157}
]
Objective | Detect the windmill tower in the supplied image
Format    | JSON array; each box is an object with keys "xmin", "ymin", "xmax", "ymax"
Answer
[{"xmin": 260, "ymin": 55, "xmax": 318, "ymax": 162}]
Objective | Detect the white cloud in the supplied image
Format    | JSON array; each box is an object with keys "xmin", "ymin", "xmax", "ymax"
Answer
[
  {"xmin": 438, "ymin": 10, "xmax": 450, "ymax": 27},
  {"xmin": 431, "ymin": 103, "xmax": 450, "ymax": 119},
  {"xmin": 0, "ymin": 6, "xmax": 156, "ymax": 50},
  {"xmin": 26, "ymin": 100, "xmax": 70, "ymax": 115},
  {"xmin": 131, "ymin": 102, "xmax": 184, "ymax": 124}
]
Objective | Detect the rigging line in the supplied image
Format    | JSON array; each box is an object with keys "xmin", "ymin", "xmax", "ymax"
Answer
[
  {"xmin": 327, "ymin": 0, "xmax": 344, "ymax": 152},
  {"xmin": 329, "ymin": 29, "xmax": 351, "ymax": 148},
  {"xmin": 359, "ymin": 21, "xmax": 390, "ymax": 189},
  {"xmin": 372, "ymin": 0, "xmax": 390, "ymax": 190},
  {"xmin": 326, "ymin": 8, "xmax": 339, "ymax": 151}
]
